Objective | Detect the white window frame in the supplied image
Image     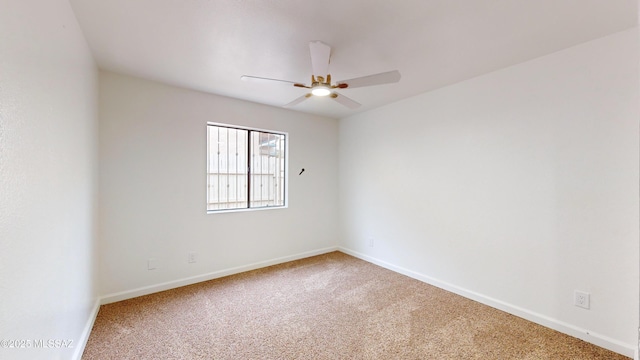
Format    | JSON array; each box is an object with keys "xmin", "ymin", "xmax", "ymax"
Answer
[{"xmin": 206, "ymin": 122, "xmax": 288, "ymax": 214}]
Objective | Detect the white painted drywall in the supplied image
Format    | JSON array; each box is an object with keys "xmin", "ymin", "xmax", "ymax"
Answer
[
  {"xmin": 339, "ymin": 28, "xmax": 639, "ymax": 355},
  {"xmin": 98, "ymin": 72, "xmax": 339, "ymax": 296},
  {"xmin": 0, "ymin": 1, "xmax": 99, "ymax": 359}
]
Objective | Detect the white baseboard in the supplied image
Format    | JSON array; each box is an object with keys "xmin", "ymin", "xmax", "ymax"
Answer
[
  {"xmin": 100, "ymin": 246, "xmax": 339, "ymax": 305},
  {"xmin": 338, "ymin": 247, "xmax": 635, "ymax": 358},
  {"xmin": 72, "ymin": 298, "xmax": 100, "ymax": 360}
]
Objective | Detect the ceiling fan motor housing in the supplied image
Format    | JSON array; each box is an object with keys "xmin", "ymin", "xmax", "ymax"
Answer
[{"xmin": 311, "ymin": 75, "xmax": 332, "ymax": 96}]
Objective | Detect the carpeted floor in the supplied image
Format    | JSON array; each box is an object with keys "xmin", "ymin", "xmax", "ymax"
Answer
[{"xmin": 82, "ymin": 252, "xmax": 630, "ymax": 359}]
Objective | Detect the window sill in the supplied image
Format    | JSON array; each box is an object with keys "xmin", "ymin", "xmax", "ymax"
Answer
[{"xmin": 206, "ymin": 205, "xmax": 288, "ymax": 215}]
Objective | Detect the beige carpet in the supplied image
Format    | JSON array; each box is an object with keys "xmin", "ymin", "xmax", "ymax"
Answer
[{"xmin": 82, "ymin": 252, "xmax": 629, "ymax": 359}]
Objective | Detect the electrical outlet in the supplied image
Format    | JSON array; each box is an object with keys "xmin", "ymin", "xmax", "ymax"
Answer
[
  {"xmin": 574, "ymin": 290, "xmax": 590, "ymax": 309},
  {"xmin": 148, "ymin": 258, "xmax": 157, "ymax": 270},
  {"xmin": 368, "ymin": 237, "xmax": 374, "ymax": 247},
  {"xmin": 188, "ymin": 252, "xmax": 196, "ymax": 263}
]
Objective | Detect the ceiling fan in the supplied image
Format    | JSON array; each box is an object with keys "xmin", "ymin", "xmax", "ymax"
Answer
[{"xmin": 241, "ymin": 41, "xmax": 401, "ymax": 109}]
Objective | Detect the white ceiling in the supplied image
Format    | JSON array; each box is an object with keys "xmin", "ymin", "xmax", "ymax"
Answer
[{"xmin": 69, "ymin": 0, "xmax": 637, "ymax": 119}]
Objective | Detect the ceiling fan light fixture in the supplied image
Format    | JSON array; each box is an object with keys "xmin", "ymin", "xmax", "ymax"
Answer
[{"xmin": 311, "ymin": 85, "xmax": 331, "ymax": 97}]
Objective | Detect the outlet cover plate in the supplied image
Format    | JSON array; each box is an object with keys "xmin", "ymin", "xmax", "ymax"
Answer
[
  {"xmin": 574, "ymin": 290, "xmax": 590, "ymax": 309},
  {"xmin": 148, "ymin": 258, "xmax": 157, "ymax": 270}
]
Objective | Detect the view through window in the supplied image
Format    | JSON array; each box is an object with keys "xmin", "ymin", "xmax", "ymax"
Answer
[{"xmin": 207, "ymin": 123, "xmax": 286, "ymax": 212}]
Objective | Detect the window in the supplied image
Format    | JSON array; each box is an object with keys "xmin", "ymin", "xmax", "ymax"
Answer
[{"xmin": 207, "ymin": 123, "xmax": 286, "ymax": 212}]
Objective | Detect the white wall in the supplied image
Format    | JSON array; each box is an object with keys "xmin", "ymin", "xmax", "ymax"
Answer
[
  {"xmin": 98, "ymin": 71, "xmax": 339, "ymax": 298},
  {"xmin": 339, "ymin": 28, "xmax": 639, "ymax": 356},
  {"xmin": 0, "ymin": 1, "xmax": 99, "ymax": 359}
]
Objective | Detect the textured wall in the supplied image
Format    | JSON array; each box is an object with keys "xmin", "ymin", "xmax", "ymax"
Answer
[
  {"xmin": 0, "ymin": 1, "xmax": 99, "ymax": 359},
  {"xmin": 339, "ymin": 29, "xmax": 639, "ymax": 356},
  {"xmin": 98, "ymin": 71, "xmax": 339, "ymax": 298}
]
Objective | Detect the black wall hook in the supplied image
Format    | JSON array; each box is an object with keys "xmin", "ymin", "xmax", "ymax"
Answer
[{"xmin": 299, "ymin": 168, "xmax": 305, "ymax": 175}]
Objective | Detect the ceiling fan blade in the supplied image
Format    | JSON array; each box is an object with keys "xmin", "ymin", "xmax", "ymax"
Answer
[
  {"xmin": 309, "ymin": 41, "xmax": 331, "ymax": 76},
  {"xmin": 241, "ymin": 75, "xmax": 302, "ymax": 86},
  {"xmin": 331, "ymin": 93, "xmax": 361, "ymax": 109},
  {"xmin": 336, "ymin": 70, "xmax": 401, "ymax": 89},
  {"xmin": 283, "ymin": 94, "xmax": 312, "ymax": 108}
]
